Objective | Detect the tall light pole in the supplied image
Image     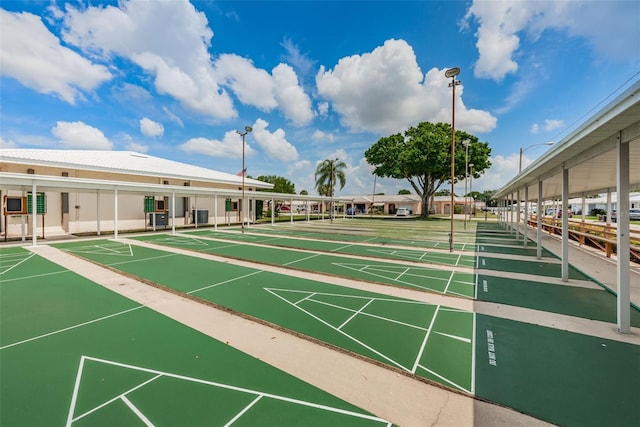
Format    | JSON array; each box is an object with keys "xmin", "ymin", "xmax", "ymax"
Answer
[
  {"xmin": 469, "ymin": 163, "xmax": 475, "ymax": 216},
  {"xmin": 236, "ymin": 125, "xmax": 253, "ymax": 233},
  {"xmin": 462, "ymin": 138, "xmax": 470, "ymax": 230},
  {"xmin": 519, "ymin": 142, "xmax": 554, "ymax": 173},
  {"xmin": 446, "ymin": 67, "xmax": 461, "ymax": 252}
]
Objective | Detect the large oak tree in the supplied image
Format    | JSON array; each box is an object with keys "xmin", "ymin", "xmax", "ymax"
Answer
[{"xmin": 365, "ymin": 121, "xmax": 491, "ymax": 217}]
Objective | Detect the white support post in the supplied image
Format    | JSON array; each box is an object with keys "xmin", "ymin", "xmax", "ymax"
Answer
[
  {"xmin": 523, "ymin": 187, "xmax": 528, "ymax": 247},
  {"xmin": 516, "ymin": 190, "xmax": 521, "ymax": 240},
  {"xmin": 171, "ymin": 191, "xmax": 176, "ymax": 235},
  {"xmin": 97, "ymin": 190, "xmax": 101, "ymax": 236},
  {"xmin": 214, "ymin": 194, "xmax": 218, "ymax": 230},
  {"xmin": 561, "ymin": 167, "xmax": 569, "ymax": 282},
  {"xmin": 271, "ymin": 196, "xmax": 275, "ymax": 225},
  {"xmin": 537, "ymin": 180, "xmax": 543, "ymax": 259},
  {"xmin": 290, "ymin": 197, "xmax": 294, "ymax": 223},
  {"xmin": 606, "ymin": 190, "xmax": 612, "ymax": 224},
  {"xmin": 194, "ymin": 196, "xmax": 198, "ymax": 228},
  {"xmin": 32, "ymin": 182, "xmax": 37, "ymax": 247},
  {"xmin": 114, "ymin": 187, "xmax": 119, "ymax": 240},
  {"xmin": 616, "ymin": 135, "xmax": 630, "ymax": 334},
  {"xmin": 581, "ymin": 194, "xmax": 586, "ymax": 222}
]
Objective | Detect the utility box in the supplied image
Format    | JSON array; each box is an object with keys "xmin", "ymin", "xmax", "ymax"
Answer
[
  {"xmin": 192, "ymin": 210, "xmax": 209, "ymax": 224},
  {"xmin": 149, "ymin": 212, "xmax": 168, "ymax": 226}
]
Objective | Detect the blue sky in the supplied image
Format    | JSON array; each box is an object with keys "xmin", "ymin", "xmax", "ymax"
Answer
[{"xmin": 1, "ymin": 0, "xmax": 639, "ymax": 196}]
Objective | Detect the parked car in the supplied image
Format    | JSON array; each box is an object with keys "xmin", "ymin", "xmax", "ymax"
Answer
[
  {"xmin": 612, "ymin": 209, "xmax": 640, "ymax": 222},
  {"xmin": 395, "ymin": 207, "xmax": 410, "ymax": 216}
]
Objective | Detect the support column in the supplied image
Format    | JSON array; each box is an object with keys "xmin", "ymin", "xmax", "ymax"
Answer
[
  {"xmin": 616, "ymin": 135, "xmax": 630, "ymax": 333},
  {"xmin": 537, "ymin": 180, "xmax": 543, "ymax": 259},
  {"xmin": 214, "ymin": 194, "xmax": 218, "ymax": 230},
  {"xmin": 32, "ymin": 182, "xmax": 37, "ymax": 247},
  {"xmin": 561, "ymin": 167, "xmax": 569, "ymax": 281},
  {"xmin": 97, "ymin": 190, "xmax": 101, "ymax": 236},
  {"xmin": 523, "ymin": 187, "xmax": 528, "ymax": 247},
  {"xmin": 271, "ymin": 196, "xmax": 275, "ymax": 225},
  {"xmin": 114, "ymin": 187, "xmax": 119, "ymax": 240},
  {"xmin": 171, "ymin": 191, "xmax": 176, "ymax": 235},
  {"xmin": 515, "ymin": 190, "xmax": 521, "ymax": 240},
  {"xmin": 606, "ymin": 190, "xmax": 612, "ymax": 224}
]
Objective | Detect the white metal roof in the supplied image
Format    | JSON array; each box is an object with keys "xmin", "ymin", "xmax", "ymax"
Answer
[
  {"xmin": 494, "ymin": 81, "xmax": 640, "ymax": 200},
  {"xmin": 0, "ymin": 149, "xmax": 272, "ymax": 189}
]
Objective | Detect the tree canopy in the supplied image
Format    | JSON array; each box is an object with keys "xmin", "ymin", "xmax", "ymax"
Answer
[
  {"xmin": 365, "ymin": 121, "xmax": 491, "ymax": 216},
  {"xmin": 255, "ymin": 175, "xmax": 296, "ymax": 194},
  {"xmin": 314, "ymin": 158, "xmax": 346, "ymax": 197}
]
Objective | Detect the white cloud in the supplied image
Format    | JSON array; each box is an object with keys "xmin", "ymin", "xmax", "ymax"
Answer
[
  {"xmin": 272, "ymin": 63, "xmax": 314, "ymax": 126},
  {"xmin": 281, "ymin": 37, "xmax": 315, "ymax": 77},
  {"xmin": 0, "ymin": 137, "xmax": 18, "ymax": 149},
  {"xmin": 471, "ymin": 154, "xmax": 519, "ymax": 193},
  {"xmin": 316, "ymin": 39, "xmax": 496, "ymax": 135},
  {"xmin": 464, "ymin": 0, "xmax": 640, "ymax": 81},
  {"xmin": 530, "ymin": 119, "xmax": 564, "ymax": 134},
  {"xmin": 59, "ymin": 0, "xmax": 236, "ymax": 119},
  {"xmin": 51, "ymin": 121, "xmax": 113, "ymax": 149},
  {"xmin": 214, "ymin": 54, "xmax": 277, "ymax": 110},
  {"xmin": 126, "ymin": 142, "xmax": 149, "ymax": 153},
  {"xmin": 180, "ymin": 129, "xmax": 255, "ymax": 159},
  {"xmin": 0, "ymin": 10, "xmax": 111, "ymax": 104},
  {"xmin": 139, "ymin": 117, "xmax": 164, "ymax": 137},
  {"xmin": 312, "ymin": 130, "xmax": 335, "ymax": 143},
  {"xmin": 317, "ymin": 102, "xmax": 329, "ymax": 116},
  {"xmin": 251, "ymin": 119, "xmax": 299, "ymax": 162},
  {"xmin": 543, "ymin": 119, "xmax": 563, "ymax": 132}
]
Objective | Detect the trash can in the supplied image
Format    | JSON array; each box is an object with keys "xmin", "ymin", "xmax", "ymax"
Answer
[{"xmin": 192, "ymin": 210, "xmax": 209, "ymax": 224}]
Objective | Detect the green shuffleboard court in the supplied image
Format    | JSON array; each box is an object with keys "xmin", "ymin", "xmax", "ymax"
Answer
[
  {"xmin": 185, "ymin": 228, "xmax": 477, "ymax": 268},
  {"xmin": 0, "ymin": 247, "xmax": 392, "ymax": 426},
  {"xmin": 51, "ymin": 239, "xmax": 475, "ymax": 393},
  {"xmin": 131, "ymin": 233, "xmax": 477, "ymax": 299}
]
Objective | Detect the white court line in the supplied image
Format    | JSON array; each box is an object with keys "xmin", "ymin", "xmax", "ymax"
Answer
[
  {"xmin": 471, "ymin": 312, "xmax": 477, "ymax": 394},
  {"xmin": 69, "ymin": 372, "xmax": 162, "ymax": 426},
  {"xmin": 337, "ymin": 298, "xmax": 373, "ymax": 330},
  {"xmin": 223, "ymin": 395, "xmax": 263, "ymax": 427},
  {"xmin": 283, "ymin": 253, "xmax": 320, "ymax": 266},
  {"xmin": 443, "ymin": 271, "xmax": 455, "ymax": 295},
  {"xmin": 121, "ymin": 395, "xmax": 155, "ymax": 427},
  {"xmin": 411, "ymin": 305, "xmax": 440, "ymax": 374},
  {"xmin": 394, "ymin": 267, "xmax": 410, "ymax": 281},
  {"xmin": 69, "ymin": 355, "xmax": 390, "ymax": 425},
  {"xmin": 417, "ymin": 363, "xmax": 471, "ymax": 394},
  {"xmin": 0, "ymin": 252, "xmax": 35, "ymax": 276},
  {"xmin": 294, "ymin": 292, "xmax": 317, "ymax": 305},
  {"xmin": 265, "ymin": 289, "xmax": 410, "ymax": 372},
  {"xmin": 1, "ymin": 306, "xmax": 143, "ymax": 351},
  {"xmin": 0, "ymin": 269, "xmax": 69, "ymax": 284},
  {"xmin": 188, "ymin": 270, "xmax": 264, "ymax": 294},
  {"xmin": 107, "ymin": 253, "xmax": 177, "ymax": 266},
  {"xmin": 310, "ymin": 298, "xmax": 429, "ymax": 331}
]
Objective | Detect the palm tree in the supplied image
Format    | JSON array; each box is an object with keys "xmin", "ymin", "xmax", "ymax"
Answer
[{"xmin": 315, "ymin": 158, "xmax": 346, "ymax": 221}]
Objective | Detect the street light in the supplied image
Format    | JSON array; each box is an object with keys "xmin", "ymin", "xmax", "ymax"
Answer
[
  {"xmin": 446, "ymin": 67, "xmax": 461, "ymax": 252},
  {"xmin": 469, "ymin": 163, "xmax": 475, "ymax": 216},
  {"xmin": 236, "ymin": 125, "xmax": 253, "ymax": 233},
  {"xmin": 462, "ymin": 139, "xmax": 470, "ymax": 230},
  {"xmin": 519, "ymin": 142, "xmax": 554, "ymax": 173},
  {"xmin": 329, "ymin": 158, "xmax": 338, "ymax": 223}
]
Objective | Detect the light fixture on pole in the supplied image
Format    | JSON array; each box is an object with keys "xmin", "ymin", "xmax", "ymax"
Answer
[
  {"xmin": 469, "ymin": 163, "xmax": 475, "ymax": 216},
  {"xmin": 446, "ymin": 67, "xmax": 461, "ymax": 252},
  {"xmin": 236, "ymin": 125, "xmax": 253, "ymax": 233},
  {"xmin": 519, "ymin": 142, "xmax": 554, "ymax": 173},
  {"xmin": 462, "ymin": 138, "xmax": 470, "ymax": 230}
]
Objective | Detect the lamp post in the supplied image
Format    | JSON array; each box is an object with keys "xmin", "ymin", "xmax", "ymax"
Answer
[
  {"xmin": 462, "ymin": 138, "xmax": 470, "ymax": 230},
  {"xmin": 236, "ymin": 125, "xmax": 253, "ymax": 233},
  {"xmin": 469, "ymin": 163, "xmax": 475, "ymax": 216},
  {"xmin": 519, "ymin": 142, "xmax": 554, "ymax": 173},
  {"xmin": 446, "ymin": 67, "xmax": 461, "ymax": 252}
]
